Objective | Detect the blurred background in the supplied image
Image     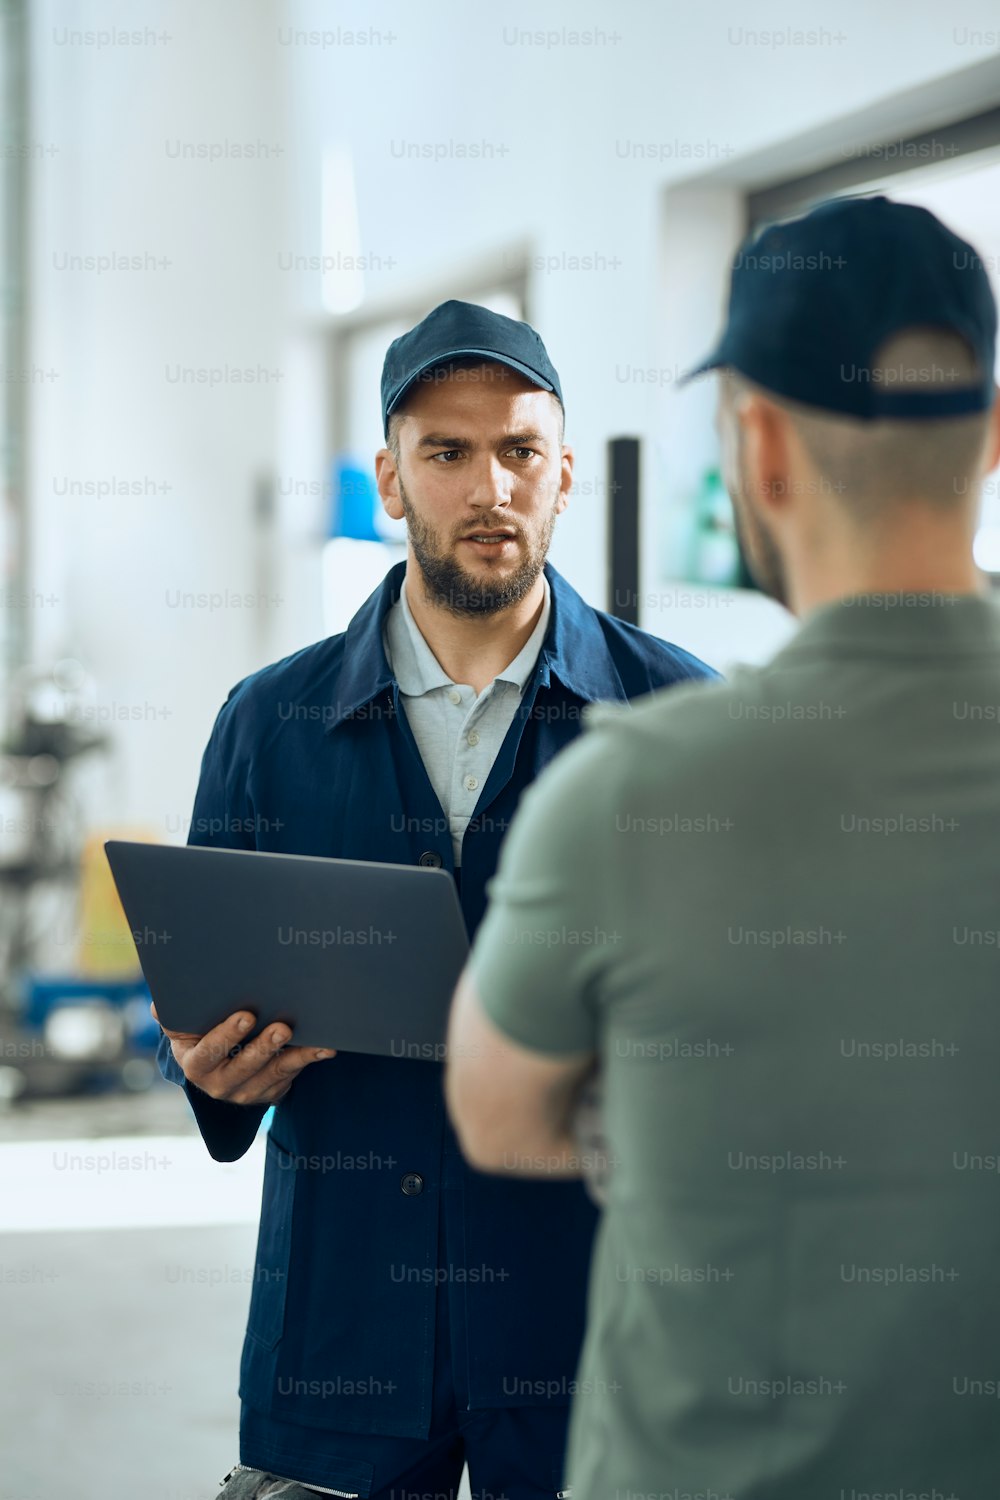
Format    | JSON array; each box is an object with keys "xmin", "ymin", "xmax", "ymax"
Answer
[{"xmin": 1, "ymin": 2, "xmax": 999, "ymax": 1495}]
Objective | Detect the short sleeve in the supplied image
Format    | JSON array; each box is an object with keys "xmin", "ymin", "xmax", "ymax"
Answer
[{"xmin": 469, "ymin": 722, "xmax": 622, "ymax": 1056}]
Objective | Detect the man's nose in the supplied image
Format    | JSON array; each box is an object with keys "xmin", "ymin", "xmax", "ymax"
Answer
[{"xmin": 467, "ymin": 456, "xmax": 512, "ymax": 508}]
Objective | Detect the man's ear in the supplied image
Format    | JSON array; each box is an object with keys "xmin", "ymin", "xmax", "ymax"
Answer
[
  {"xmin": 984, "ymin": 385, "xmax": 1000, "ymax": 476},
  {"xmin": 556, "ymin": 444, "xmax": 574, "ymax": 516},
  {"xmin": 375, "ymin": 447, "xmax": 405, "ymax": 522},
  {"xmin": 737, "ymin": 392, "xmax": 794, "ymax": 520}
]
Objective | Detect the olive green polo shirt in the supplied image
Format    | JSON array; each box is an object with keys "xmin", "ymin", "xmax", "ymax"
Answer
[{"xmin": 470, "ymin": 590, "xmax": 1000, "ymax": 1498}]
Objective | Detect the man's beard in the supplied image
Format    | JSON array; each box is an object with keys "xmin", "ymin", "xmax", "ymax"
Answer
[
  {"xmin": 398, "ymin": 476, "xmax": 558, "ymax": 617},
  {"xmin": 731, "ymin": 447, "xmax": 789, "ymax": 609}
]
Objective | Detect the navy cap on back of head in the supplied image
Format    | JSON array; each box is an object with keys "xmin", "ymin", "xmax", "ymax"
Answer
[
  {"xmin": 680, "ymin": 195, "xmax": 997, "ymax": 420},
  {"xmin": 381, "ymin": 300, "xmax": 563, "ymax": 438}
]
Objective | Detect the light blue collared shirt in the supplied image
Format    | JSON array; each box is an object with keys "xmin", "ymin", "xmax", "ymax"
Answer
[{"xmin": 382, "ymin": 571, "xmax": 551, "ymax": 866}]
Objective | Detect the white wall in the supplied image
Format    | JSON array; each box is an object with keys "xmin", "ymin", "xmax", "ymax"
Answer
[
  {"xmin": 24, "ymin": 0, "xmax": 1000, "ymax": 831},
  {"xmin": 28, "ymin": 0, "xmax": 286, "ymax": 834}
]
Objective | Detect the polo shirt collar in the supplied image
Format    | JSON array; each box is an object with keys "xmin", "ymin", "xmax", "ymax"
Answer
[
  {"xmin": 389, "ymin": 572, "xmax": 552, "ymax": 699},
  {"xmin": 389, "ymin": 576, "xmax": 454, "ymax": 697},
  {"xmin": 325, "ymin": 559, "xmax": 628, "ymax": 732},
  {"xmin": 496, "ymin": 572, "xmax": 551, "ymax": 690},
  {"xmin": 772, "ymin": 589, "xmax": 1000, "ymax": 665}
]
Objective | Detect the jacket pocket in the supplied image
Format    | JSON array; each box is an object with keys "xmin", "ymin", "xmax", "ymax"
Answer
[{"xmin": 245, "ymin": 1131, "xmax": 295, "ymax": 1351}]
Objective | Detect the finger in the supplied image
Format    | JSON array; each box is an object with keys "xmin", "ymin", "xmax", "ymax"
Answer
[
  {"xmin": 209, "ymin": 1021, "xmax": 298, "ymax": 1087},
  {"xmin": 224, "ymin": 1044, "xmax": 335, "ymax": 1106},
  {"xmin": 153, "ymin": 1005, "xmax": 255, "ymax": 1047},
  {"xmin": 187, "ymin": 1018, "xmax": 322, "ymax": 1094},
  {"xmin": 181, "ymin": 1010, "xmax": 262, "ymax": 1082}
]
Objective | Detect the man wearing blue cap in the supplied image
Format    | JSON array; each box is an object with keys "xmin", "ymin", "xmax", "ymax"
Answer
[
  {"xmin": 155, "ymin": 299, "xmax": 716, "ymax": 1497},
  {"xmin": 448, "ymin": 196, "xmax": 1000, "ymax": 1495}
]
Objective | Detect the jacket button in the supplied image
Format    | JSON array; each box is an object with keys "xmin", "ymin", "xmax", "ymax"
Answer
[
  {"xmin": 400, "ymin": 1172, "xmax": 424, "ymax": 1196},
  {"xmin": 418, "ymin": 851, "xmax": 443, "ymax": 868}
]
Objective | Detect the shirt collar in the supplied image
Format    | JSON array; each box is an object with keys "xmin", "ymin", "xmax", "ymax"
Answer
[
  {"xmin": 325, "ymin": 560, "xmax": 628, "ymax": 733},
  {"xmin": 771, "ymin": 589, "xmax": 1000, "ymax": 666},
  {"xmin": 386, "ymin": 577, "xmax": 454, "ymax": 697},
  {"xmin": 385, "ymin": 571, "xmax": 551, "ymax": 699},
  {"xmin": 497, "ymin": 572, "xmax": 551, "ymax": 690}
]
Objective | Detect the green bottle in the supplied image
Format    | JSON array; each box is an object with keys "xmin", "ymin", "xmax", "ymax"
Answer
[{"xmin": 688, "ymin": 466, "xmax": 739, "ymax": 586}]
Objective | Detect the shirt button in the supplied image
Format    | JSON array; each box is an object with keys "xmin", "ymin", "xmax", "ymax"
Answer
[
  {"xmin": 467, "ymin": 730, "xmax": 480, "ymax": 746},
  {"xmin": 400, "ymin": 1173, "xmax": 424, "ymax": 1196},
  {"xmin": 464, "ymin": 775, "xmax": 479, "ymax": 792},
  {"xmin": 418, "ymin": 850, "xmax": 443, "ymax": 868},
  {"xmin": 448, "ymin": 689, "xmax": 461, "ymax": 705}
]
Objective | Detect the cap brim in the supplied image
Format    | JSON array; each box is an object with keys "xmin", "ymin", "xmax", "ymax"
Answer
[
  {"xmin": 675, "ymin": 350, "xmax": 726, "ymax": 388},
  {"xmin": 385, "ymin": 347, "xmax": 557, "ymax": 421}
]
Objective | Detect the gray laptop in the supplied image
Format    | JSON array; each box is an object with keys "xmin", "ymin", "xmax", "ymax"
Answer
[{"xmin": 104, "ymin": 840, "xmax": 469, "ymax": 1058}]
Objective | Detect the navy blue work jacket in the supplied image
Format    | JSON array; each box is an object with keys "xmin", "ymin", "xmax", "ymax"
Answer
[{"xmin": 158, "ymin": 559, "xmax": 716, "ymax": 1441}]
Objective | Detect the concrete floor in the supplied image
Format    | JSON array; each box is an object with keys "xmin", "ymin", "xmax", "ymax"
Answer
[
  {"xmin": 0, "ymin": 1086, "xmax": 473, "ymax": 1500},
  {"xmin": 1, "ymin": 1222, "xmax": 255, "ymax": 1500},
  {"xmin": 0, "ymin": 1088, "xmax": 256, "ymax": 1500}
]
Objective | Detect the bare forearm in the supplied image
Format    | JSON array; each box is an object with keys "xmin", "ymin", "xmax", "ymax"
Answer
[{"xmin": 462, "ymin": 1126, "xmax": 591, "ymax": 1178}]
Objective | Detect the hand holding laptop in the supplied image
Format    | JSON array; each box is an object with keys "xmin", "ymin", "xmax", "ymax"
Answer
[
  {"xmin": 107, "ymin": 842, "xmax": 470, "ymax": 1059},
  {"xmin": 152, "ymin": 1001, "xmax": 335, "ymax": 1107}
]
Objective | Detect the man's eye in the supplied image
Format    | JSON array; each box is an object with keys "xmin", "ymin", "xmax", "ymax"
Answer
[
  {"xmin": 431, "ymin": 450, "xmax": 463, "ymax": 463},
  {"xmin": 507, "ymin": 447, "xmax": 536, "ymax": 460}
]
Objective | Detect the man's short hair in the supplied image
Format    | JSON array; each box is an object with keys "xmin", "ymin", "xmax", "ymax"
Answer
[{"xmin": 723, "ymin": 326, "xmax": 994, "ymax": 511}]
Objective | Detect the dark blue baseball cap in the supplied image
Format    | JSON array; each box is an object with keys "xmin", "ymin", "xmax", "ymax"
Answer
[
  {"xmin": 679, "ymin": 195, "xmax": 997, "ymax": 419},
  {"xmin": 381, "ymin": 299, "xmax": 563, "ymax": 438}
]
